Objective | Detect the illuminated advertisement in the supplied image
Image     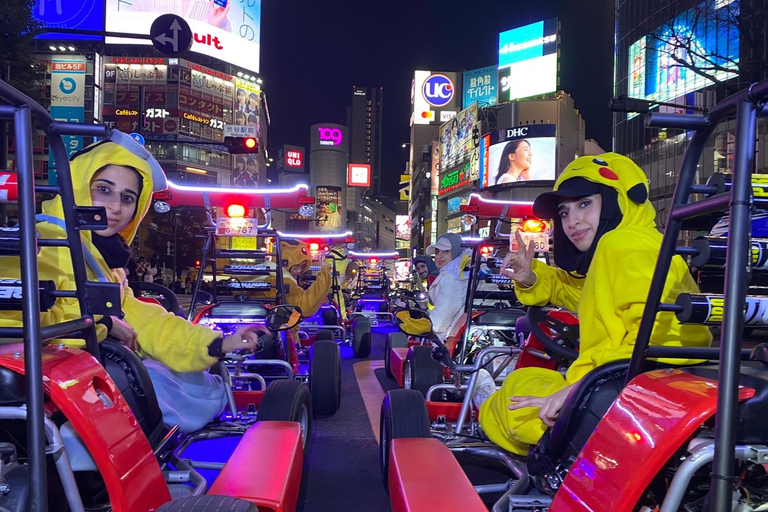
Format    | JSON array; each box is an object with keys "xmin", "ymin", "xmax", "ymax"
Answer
[
  {"xmin": 233, "ymin": 78, "xmax": 261, "ymax": 136},
  {"xmin": 105, "ymin": 0, "xmax": 262, "ymax": 72},
  {"xmin": 396, "ymin": 215, "xmax": 411, "ymax": 241},
  {"xmin": 447, "ymin": 196, "xmax": 469, "ymax": 215},
  {"xmin": 438, "ymin": 161, "xmax": 473, "ymax": 196},
  {"xmin": 34, "ymin": 0, "xmax": 104, "ymax": 40},
  {"xmin": 481, "ymin": 124, "xmax": 557, "ymax": 187},
  {"xmin": 497, "ymin": 18, "xmax": 558, "ymax": 102},
  {"xmin": 310, "ymin": 123, "xmax": 348, "ymax": 153},
  {"xmin": 412, "ymin": 70, "xmax": 462, "ymax": 126},
  {"xmin": 431, "ymin": 142, "xmax": 440, "ymax": 195},
  {"xmin": 399, "ymin": 174, "xmax": 410, "ymax": 202},
  {"xmin": 439, "ymin": 102, "xmax": 478, "ymax": 172},
  {"xmin": 316, "ymin": 186, "xmax": 343, "ymax": 230},
  {"xmin": 348, "ymin": 164, "xmax": 371, "ymax": 187},
  {"xmin": 629, "ymin": 0, "xmax": 739, "ymax": 105},
  {"xmin": 463, "ymin": 66, "xmax": 498, "ymax": 108},
  {"xmin": 282, "ymin": 144, "xmax": 305, "ymax": 172},
  {"xmin": 232, "ymin": 154, "xmax": 259, "ymax": 187},
  {"xmin": 395, "ymin": 261, "xmax": 411, "ymax": 283},
  {"xmin": 49, "ymin": 57, "xmax": 86, "ymax": 184}
]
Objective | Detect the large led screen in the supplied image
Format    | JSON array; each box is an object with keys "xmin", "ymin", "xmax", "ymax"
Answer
[
  {"xmin": 497, "ymin": 18, "xmax": 558, "ymax": 102},
  {"xmin": 481, "ymin": 124, "xmax": 556, "ymax": 187},
  {"xmin": 439, "ymin": 102, "xmax": 478, "ymax": 172},
  {"xmin": 34, "ymin": 0, "xmax": 104, "ymax": 40},
  {"xmin": 627, "ymin": 0, "xmax": 739, "ymax": 104},
  {"xmin": 105, "ymin": 0, "xmax": 261, "ymax": 72}
]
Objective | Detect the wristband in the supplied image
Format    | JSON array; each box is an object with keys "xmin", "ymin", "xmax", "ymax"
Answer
[
  {"xmin": 97, "ymin": 315, "xmax": 114, "ymax": 332},
  {"xmin": 207, "ymin": 337, "xmax": 224, "ymax": 359}
]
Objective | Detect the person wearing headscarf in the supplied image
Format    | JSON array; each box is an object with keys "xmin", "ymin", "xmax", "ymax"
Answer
[
  {"xmin": 474, "ymin": 153, "xmax": 712, "ymax": 455},
  {"xmin": 413, "ymin": 254, "xmax": 439, "ymax": 289},
  {"xmin": 424, "ymin": 232, "xmax": 471, "ymax": 341}
]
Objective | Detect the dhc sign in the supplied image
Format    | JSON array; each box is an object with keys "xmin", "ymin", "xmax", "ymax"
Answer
[{"xmin": 422, "ymin": 74, "xmax": 454, "ymax": 108}]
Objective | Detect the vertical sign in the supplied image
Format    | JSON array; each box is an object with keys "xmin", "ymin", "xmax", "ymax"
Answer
[
  {"xmin": 463, "ymin": 66, "xmax": 498, "ymax": 109},
  {"xmin": 316, "ymin": 186, "xmax": 343, "ymax": 230},
  {"xmin": 49, "ymin": 57, "xmax": 86, "ymax": 185}
]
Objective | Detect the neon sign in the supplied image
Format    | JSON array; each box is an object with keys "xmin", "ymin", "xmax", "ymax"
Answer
[{"xmin": 318, "ymin": 127, "xmax": 343, "ymax": 146}]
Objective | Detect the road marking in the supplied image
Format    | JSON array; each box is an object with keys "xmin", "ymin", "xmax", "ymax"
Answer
[{"xmin": 353, "ymin": 359, "xmax": 386, "ymax": 443}]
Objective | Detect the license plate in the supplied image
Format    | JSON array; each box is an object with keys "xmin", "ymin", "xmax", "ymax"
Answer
[
  {"xmin": 371, "ymin": 321, "xmax": 379, "ymax": 327},
  {"xmin": 510, "ymin": 229, "xmax": 550, "ymax": 253},
  {"xmin": 216, "ymin": 217, "xmax": 256, "ymax": 237}
]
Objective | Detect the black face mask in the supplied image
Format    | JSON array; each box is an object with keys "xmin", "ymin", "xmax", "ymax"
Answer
[
  {"xmin": 552, "ymin": 185, "xmax": 622, "ymax": 276},
  {"xmin": 91, "ymin": 233, "xmax": 133, "ymax": 269}
]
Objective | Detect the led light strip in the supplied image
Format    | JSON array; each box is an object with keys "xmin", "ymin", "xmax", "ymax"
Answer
[
  {"xmin": 348, "ymin": 251, "xmax": 400, "ymax": 258},
  {"xmin": 277, "ymin": 230, "xmax": 354, "ymax": 239},
  {"xmin": 467, "ymin": 193, "xmax": 534, "ymax": 207},
  {"xmin": 167, "ymin": 180, "xmax": 309, "ymax": 195}
]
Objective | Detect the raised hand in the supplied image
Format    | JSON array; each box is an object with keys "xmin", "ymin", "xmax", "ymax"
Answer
[{"xmin": 500, "ymin": 231, "xmax": 536, "ymax": 287}]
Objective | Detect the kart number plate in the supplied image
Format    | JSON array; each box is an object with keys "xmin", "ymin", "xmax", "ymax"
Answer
[
  {"xmin": 371, "ymin": 320, "xmax": 379, "ymax": 326},
  {"xmin": 510, "ymin": 230, "xmax": 549, "ymax": 253},
  {"xmin": 216, "ymin": 217, "xmax": 256, "ymax": 237}
]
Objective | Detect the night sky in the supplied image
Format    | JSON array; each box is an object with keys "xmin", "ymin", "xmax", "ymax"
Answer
[{"xmin": 260, "ymin": 0, "xmax": 615, "ymax": 197}]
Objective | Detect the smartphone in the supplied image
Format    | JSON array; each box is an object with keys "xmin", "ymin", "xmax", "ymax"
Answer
[{"xmin": 213, "ymin": 0, "xmax": 228, "ymax": 7}]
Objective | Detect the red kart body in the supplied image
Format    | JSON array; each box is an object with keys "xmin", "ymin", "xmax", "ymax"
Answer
[
  {"xmin": 388, "ymin": 368, "xmax": 756, "ymax": 512},
  {"xmin": 0, "ymin": 343, "xmax": 303, "ymax": 512}
]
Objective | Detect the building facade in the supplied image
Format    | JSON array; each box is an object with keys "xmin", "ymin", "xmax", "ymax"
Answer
[{"xmin": 348, "ymin": 87, "xmax": 383, "ymax": 197}]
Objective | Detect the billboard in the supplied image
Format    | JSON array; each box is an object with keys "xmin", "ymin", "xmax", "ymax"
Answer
[
  {"xmin": 233, "ymin": 78, "xmax": 261, "ymax": 137},
  {"xmin": 463, "ymin": 66, "xmax": 498, "ymax": 108},
  {"xmin": 310, "ymin": 124, "xmax": 348, "ymax": 153},
  {"xmin": 281, "ymin": 145, "xmax": 305, "ymax": 172},
  {"xmin": 232, "ymin": 155, "xmax": 258, "ymax": 187},
  {"xmin": 316, "ymin": 186, "xmax": 343, "ymax": 230},
  {"xmin": 497, "ymin": 18, "xmax": 558, "ymax": 102},
  {"xmin": 439, "ymin": 102, "xmax": 478, "ymax": 172},
  {"xmin": 34, "ymin": 0, "xmax": 104, "ymax": 40},
  {"xmin": 49, "ymin": 57, "xmax": 86, "ymax": 185},
  {"xmin": 348, "ymin": 164, "xmax": 371, "ymax": 187},
  {"xmin": 105, "ymin": 0, "xmax": 262, "ymax": 72},
  {"xmin": 627, "ymin": 0, "xmax": 739, "ymax": 105},
  {"xmin": 481, "ymin": 124, "xmax": 557, "ymax": 187},
  {"xmin": 396, "ymin": 215, "xmax": 411, "ymax": 241},
  {"xmin": 411, "ymin": 70, "xmax": 462, "ymax": 126}
]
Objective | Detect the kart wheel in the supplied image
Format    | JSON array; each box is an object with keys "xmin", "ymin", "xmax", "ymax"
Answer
[
  {"xmin": 352, "ymin": 317, "xmax": 372, "ymax": 358},
  {"xmin": 310, "ymin": 340, "xmax": 341, "ymax": 415},
  {"xmin": 157, "ymin": 495, "xmax": 258, "ymax": 511},
  {"xmin": 316, "ymin": 329, "xmax": 335, "ymax": 342},
  {"xmin": 379, "ymin": 389, "xmax": 430, "ymax": 491},
  {"xmin": 322, "ymin": 308, "xmax": 338, "ymax": 326},
  {"xmin": 257, "ymin": 379, "xmax": 313, "ymax": 453},
  {"xmin": 378, "ymin": 302, "xmax": 389, "ymax": 313},
  {"xmin": 385, "ymin": 332, "xmax": 408, "ymax": 379},
  {"xmin": 404, "ymin": 346, "xmax": 442, "ymax": 397}
]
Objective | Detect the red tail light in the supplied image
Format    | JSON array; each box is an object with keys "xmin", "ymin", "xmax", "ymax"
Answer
[
  {"xmin": 370, "ymin": 258, "xmax": 378, "ymax": 264},
  {"xmin": 226, "ymin": 204, "xmax": 246, "ymax": 218},
  {"xmin": 309, "ymin": 242, "xmax": 320, "ymax": 251},
  {"xmin": 521, "ymin": 217, "xmax": 547, "ymax": 233}
]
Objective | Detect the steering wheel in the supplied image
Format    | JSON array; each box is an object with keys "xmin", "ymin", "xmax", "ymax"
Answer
[
  {"xmin": 393, "ymin": 307, "xmax": 455, "ymax": 369},
  {"xmin": 524, "ymin": 306, "xmax": 579, "ymax": 362},
  {"xmin": 129, "ymin": 281, "xmax": 184, "ymax": 317}
]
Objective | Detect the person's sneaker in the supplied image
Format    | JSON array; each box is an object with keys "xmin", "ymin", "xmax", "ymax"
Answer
[{"xmin": 471, "ymin": 369, "xmax": 497, "ymax": 410}]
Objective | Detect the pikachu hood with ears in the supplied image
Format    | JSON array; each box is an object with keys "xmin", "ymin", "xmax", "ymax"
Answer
[
  {"xmin": 532, "ymin": 153, "xmax": 657, "ymax": 275},
  {"xmin": 481, "ymin": 153, "xmax": 712, "ymax": 455}
]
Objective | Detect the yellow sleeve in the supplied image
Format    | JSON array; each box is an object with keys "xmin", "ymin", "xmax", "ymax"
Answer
[
  {"xmin": 514, "ymin": 259, "xmax": 584, "ymax": 312},
  {"xmin": 122, "ymin": 287, "xmax": 220, "ymax": 372},
  {"xmin": 286, "ymin": 267, "xmax": 331, "ymax": 318}
]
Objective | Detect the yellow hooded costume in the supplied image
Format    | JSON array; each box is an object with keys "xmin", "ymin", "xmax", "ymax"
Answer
[
  {"xmin": 479, "ymin": 153, "xmax": 712, "ymax": 455},
  {"xmin": 253, "ymin": 241, "xmax": 332, "ymax": 319},
  {"xmin": 0, "ymin": 135, "xmax": 223, "ymax": 373}
]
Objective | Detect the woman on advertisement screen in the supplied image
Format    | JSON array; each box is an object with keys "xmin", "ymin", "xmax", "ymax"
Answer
[{"xmin": 495, "ymin": 139, "xmax": 532, "ymax": 184}]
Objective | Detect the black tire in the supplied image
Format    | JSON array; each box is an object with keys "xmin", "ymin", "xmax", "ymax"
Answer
[
  {"xmin": 352, "ymin": 317, "xmax": 371, "ymax": 358},
  {"xmin": 316, "ymin": 329, "xmax": 334, "ymax": 341},
  {"xmin": 309, "ymin": 340, "xmax": 341, "ymax": 416},
  {"xmin": 322, "ymin": 308, "xmax": 338, "ymax": 326},
  {"xmin": 379, "ymin": 389, "xmax": 430, "ymax": 490},
  {"xmin": 258, "ymin": 379, "xmax": 313, "ymax": 453},
  {"xmin": 385, "ymin": 332, "xmax": 408, "ymax": 379},
  {"xmin": 378, "ymin": 301, "xmax": 389, "ymax": 313},
  {"xmin": 404, "ymin": 346, "xmax": 443, "ymax": 397},
  {"xmin": 356, "ymin": 332, "xmax": 372, "ymax": 358},
  {"xmin": 157, "ymin": 495, "xmax": 258, "ymax": 511}
]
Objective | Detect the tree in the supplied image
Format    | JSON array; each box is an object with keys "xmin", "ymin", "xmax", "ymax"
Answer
[{"xmin": 0, "ymin": 0, "xmax": 46, "ymax": 101}]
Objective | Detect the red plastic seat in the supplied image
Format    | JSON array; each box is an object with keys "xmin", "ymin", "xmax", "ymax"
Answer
[
  {"xmin": 390, "ymin": 347, "xmax": 409, "ymax": 388},
  {"xmin": 389, "ymin": 438, "xmax": 486, "ymax": 512},
  {"xmin": 208, "ymin": 421, "xmax": 303, "ymax": 512}
]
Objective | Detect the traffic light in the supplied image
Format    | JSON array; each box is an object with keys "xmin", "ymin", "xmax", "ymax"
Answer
[
  {"xmin": 195, "ymin": 259, "xmax": 201, "ymax": 269},
  {"xmin": 223, "ymin": 136, "xmax": 259, "ymax": 154}
]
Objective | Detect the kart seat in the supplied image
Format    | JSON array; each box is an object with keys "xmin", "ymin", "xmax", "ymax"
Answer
[
  {"xmin": 100, "ymin": 339, "xmax": 166, "ymax": 448},
  {"xmin": 0, "ymin": 365, "xmax": 25, "ymax": 406},
  {"xmin": 682, "ymin": 365, "xmax": 768, "ymax": 443},
  {"xmin": 475, "ymin": 308, "xmax": 526, "ymax": 327}
]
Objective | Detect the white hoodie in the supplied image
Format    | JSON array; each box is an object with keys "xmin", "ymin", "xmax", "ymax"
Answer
[{"xmin": 429, "ymin": 251, "xmax": 470, "ymax": 340}]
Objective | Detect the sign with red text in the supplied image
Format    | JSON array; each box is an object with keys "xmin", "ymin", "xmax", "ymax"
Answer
[{"xmin": 347, "ymin": 164, "xmax": 371, "ymax": 187}]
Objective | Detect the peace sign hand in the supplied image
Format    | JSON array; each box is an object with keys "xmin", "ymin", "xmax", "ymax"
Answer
[{"xmin": 501, "ymin": 231, "xmax": 537, "ymax": 288}]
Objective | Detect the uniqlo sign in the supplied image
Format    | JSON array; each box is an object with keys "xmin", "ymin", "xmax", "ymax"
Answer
[
  {"xmin": 282, "ymin": 144, "xmax": 305, "ymax": 172},
  {"xmin": 348, "ymin": 164, "xmax": 371, "ymax": 187}
]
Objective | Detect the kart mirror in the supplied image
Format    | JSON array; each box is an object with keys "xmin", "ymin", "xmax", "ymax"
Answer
[
  {"xmin": 267, "ymin": 304, "xmax": 303, "ymax": 331},
  {"xmin": 195, "ymin": 290, "xmax": 214, "ymax": 306}
]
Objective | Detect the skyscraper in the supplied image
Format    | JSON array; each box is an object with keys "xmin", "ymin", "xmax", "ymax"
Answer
[{"xmin": 347, "ymin": 87, "xmax": 383, "ymax": 197}]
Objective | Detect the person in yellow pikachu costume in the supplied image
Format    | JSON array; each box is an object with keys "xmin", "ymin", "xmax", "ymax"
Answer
[
  {"xmin": 476, "ymin": 153, "xmax": 712, "ymax": 455},
  {"xmin": 265, "ymin": 240, "xmax": 332, "ymax": 319},
  {"xmin": 0, "ymin": 131, "xmax": 262, "ymax": 370}
]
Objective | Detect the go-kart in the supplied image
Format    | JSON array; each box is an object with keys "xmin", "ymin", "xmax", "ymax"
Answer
[
  {"xmin": 383, "ymin": 80, "xmax": 768, "ymax": 512},
  {"xmin": 0, "ymin": 80, "xmax": 309, "ymax": 512},
  {"xmin": 283, "ymin": 233, "xmax": 374, "ymax": 358},
  {"xmin": 154, "ymin": 182, "xmax": 342, "ymax": 416},
  {"xmin": 384, "ymin": 198, "xmax": 572, "ymax": 397},
  {"xmin": 349, "ymin": 250, "xmax": 399, "ymax": 327}
]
